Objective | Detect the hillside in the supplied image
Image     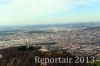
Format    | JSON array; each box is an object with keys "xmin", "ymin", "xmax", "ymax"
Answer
[{"xmin": 0, "ymin": 46, "xmax": 92, "ymax": 66}]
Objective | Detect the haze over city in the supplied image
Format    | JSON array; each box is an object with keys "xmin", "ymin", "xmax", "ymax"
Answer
[{"xmin": 0, "ymin": 0, "xmax": 100, "ymax": 26}]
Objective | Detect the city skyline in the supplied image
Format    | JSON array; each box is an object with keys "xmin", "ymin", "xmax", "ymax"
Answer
[{"xmin": 0, "ymin": 0, "xmax": 100, "ymax": 26}]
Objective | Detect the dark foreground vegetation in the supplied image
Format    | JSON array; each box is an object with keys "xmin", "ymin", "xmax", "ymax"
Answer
[{"xmin": 0, "ymin": 46, "xmax": 93, "ymax": 66}]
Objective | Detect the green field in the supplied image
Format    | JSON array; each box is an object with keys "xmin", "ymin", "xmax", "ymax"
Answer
[{"xmin": 92, "ymin": 61, "xmax": 100, "ymax": 66}]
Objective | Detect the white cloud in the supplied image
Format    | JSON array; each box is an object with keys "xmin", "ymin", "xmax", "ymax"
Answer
[{"xmin": 0, "ymin": 0, "xmax": 100, "ymax": 25}]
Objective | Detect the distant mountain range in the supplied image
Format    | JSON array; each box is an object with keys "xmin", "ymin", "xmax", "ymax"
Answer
[
  {"xmin": 0, "ymin": 22, "xmax": 100, "ymax": 31},
  {"xmin": 84, "ymin": 26, "xmax": 100, "ymax": 31}
]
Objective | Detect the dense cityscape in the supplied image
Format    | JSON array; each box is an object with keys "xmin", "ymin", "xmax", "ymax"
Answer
[
  {"xmin": 0, "ymin": 23, "xmax": 100, "ymax": 66},
  {"xmin": 0, "ymin": 0, "xmax": 100, "ymax": 65}
]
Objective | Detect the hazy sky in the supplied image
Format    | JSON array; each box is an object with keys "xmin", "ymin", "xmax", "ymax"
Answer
[{"xmin": 0, "ymin": 0, "xmax": 100, "ymax": 26}]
